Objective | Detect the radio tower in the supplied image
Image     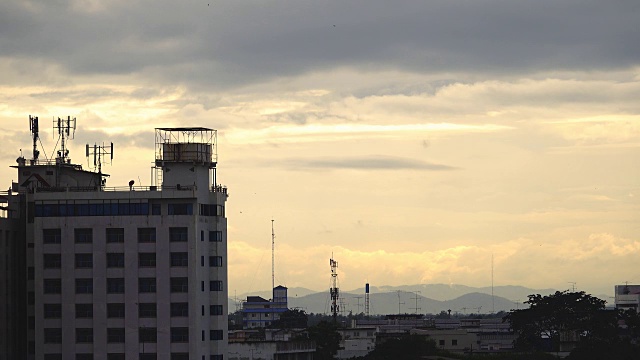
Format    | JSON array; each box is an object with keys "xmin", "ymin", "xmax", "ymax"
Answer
[
  {"xmin": 365, "ymin": 283, "xmax": 370, "ymax": 318},
  {"xmin": 330, "ymin": 255, "xmax": 339, "ymax": 323},
  {"xmin": 271, "ymin": 219, "xmax": 275, "ymax": 293}
]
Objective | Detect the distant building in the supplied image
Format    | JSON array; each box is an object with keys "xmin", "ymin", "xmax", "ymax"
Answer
[
  {"xmin": 614, "ymin": 284, "xmax": 640, "ymax": 312},
  {"xmin": 242, "ymin": 286, "xmax": 289, "ymax": 328}
]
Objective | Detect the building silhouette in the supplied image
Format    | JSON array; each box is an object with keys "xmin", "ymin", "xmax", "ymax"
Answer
[{"xmin": 0, "ymin": 125, "xmax": 228, "ymax": 360}]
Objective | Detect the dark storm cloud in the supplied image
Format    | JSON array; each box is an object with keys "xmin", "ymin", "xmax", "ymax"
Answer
[
  {"xmin": 280, "ymin": 156, "xmax": 457, "ymax": 171},
  {"xmin": 1, "ymin": 0, "xmax": 638, "ymax": 89}
]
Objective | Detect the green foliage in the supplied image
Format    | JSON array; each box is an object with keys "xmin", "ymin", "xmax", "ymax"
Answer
[
  {"xmin": 269, "ymin": 308, "xmax": 308, "ymax": 329},
  {"xmin": 308, "ymin": 320, "xmax": 342, "ymax": 360},
  {"xmin": 505, "ymin": 291, "xmax": 607, "ymax": 351},
  {"xmin": 364, "ymin": 334, "xmax": 438, "ymax": 360}
]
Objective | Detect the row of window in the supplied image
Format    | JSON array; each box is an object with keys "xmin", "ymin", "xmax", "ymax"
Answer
[
  {"xmin": 43, "ymin": 303, "xmax": 224, "ymax": 318},
  {"xmin": 44, "ymin": 253, "xmax": 223, "ymax": 269},
  {"xmin": 35, "ymin": 201, "xmax": 224, "ymax": 218},
  {"xmin": 43, "ymin": 278, "xmax": 223, "ymax": 294},
  {"xmin": 43, "ymin": 228, "xmax": 223, "ymax": 244},
  {"xmin": 43, "ymin": 327, "xmax": 224, "ymax": 344},
  {"xmin": 44, "ymin": 354, "xmax": 224, "ymax": 360}
]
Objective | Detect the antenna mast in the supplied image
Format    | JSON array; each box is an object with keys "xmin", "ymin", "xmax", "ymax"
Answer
[
  {"xmin": 330, "ymin": 255, "xmax": 339, "ymax": 323},
  {"xmin": 271, "ymin": 219, "xmax": 275, "ymax": 293},
  {"xmin": 28, "ymin": 115, "xmax": 40, "ymax": 164},
  {"xmin": 491, "ymin": 253, "xmax": 495, "ymax": 314},
  {"xmin": 53, "ymin": 116, "xmax": 76, "ymax": 164},
  {"xmin": 86, "ymin": 142, "xmax": 114, "ymax": 174},
  {"xmin": 365, "ymin": 283, "xmax": 370, "ymax": 318}
]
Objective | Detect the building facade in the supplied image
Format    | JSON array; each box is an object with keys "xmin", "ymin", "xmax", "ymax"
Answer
[
  {"xmin": 242, "ymin": 286, "xmax": 289, "ymax": 329},
  {"xmin": 1, "ymin": 125, "xmax": 228, "ymax": 360}
]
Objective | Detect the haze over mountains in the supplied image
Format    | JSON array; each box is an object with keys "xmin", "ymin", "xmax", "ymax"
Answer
[{"xmin": 229, "ymin": 283, "xmax": 564, "ymax": 315}]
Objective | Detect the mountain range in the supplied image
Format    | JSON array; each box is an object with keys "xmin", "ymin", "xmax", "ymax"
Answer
[{"xmin": 228, "ymin": 284, "xmax": 561, "ymax": 315}]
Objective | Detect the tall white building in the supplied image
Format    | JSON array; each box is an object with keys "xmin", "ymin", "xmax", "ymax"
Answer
[{"xmin": 2, "ymin": 124, "xmax": 228, "ymax": 360}]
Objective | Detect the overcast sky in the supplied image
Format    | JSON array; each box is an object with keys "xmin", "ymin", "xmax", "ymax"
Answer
[{"xmin": 1, "ymin": 0, "xmax": 639, "ymax": 300}]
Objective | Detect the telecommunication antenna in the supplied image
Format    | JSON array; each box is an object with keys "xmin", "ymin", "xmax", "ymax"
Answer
[
  {"xmin": 353, "ymin": 296, "xmax": 363, "ymax": 314},
  {"xmin": 271, "ymin": 219, "xmax": 275, "ymax": 293},
  {"xmin": 330, "ymin": 255, "xmax": 339, "ymax": 323},
  {"xmin": 491, "ymin": 253, "xmax": 495, "ymax": 314},
  {"xmin": 410, "ymin": 290, "xmax": 421, "ymax": 314},
  {"xmin": 396, "ymin": 291, "xmax": 405, "ymax": 314},
  {"xmin": 53, "ymin": 116, "xmax": 76, "ymax": 164},
  {"xmin": 28, "ymin": 115, "xmax": 40, "ymax": 163},
  {"xmin": 86, "ymin": 142, "xmax": 114, "ymax": 174},
  {"xmin": 568, "ymin": 282, "xmax": 576, "ymax": 292}
]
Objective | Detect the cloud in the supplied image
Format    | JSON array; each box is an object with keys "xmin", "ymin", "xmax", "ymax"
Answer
[
  {"xmin": 1, "ymin": 0, "xmax": 638, "ymax": 90},
  {"xmin": 278, "ymin": 156, "xmax": 457, "ymax": 171}
]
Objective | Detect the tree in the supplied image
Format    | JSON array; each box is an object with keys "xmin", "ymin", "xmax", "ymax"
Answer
[
  {"xmin": 505, "ymin": 291, "xmax": 613, "ymax": 353},
  {"xmin": 270, "ymin": 309, "xmax": 308, "ymax": 329},
  {"xmin": 308, "ymin": 320, "xmax": 342, "ymax": 360}
]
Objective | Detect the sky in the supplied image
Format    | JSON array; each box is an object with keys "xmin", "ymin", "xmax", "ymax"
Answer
[{"xmin": 1, "ymin": 0, "xmax": 639, "ymax": 300}]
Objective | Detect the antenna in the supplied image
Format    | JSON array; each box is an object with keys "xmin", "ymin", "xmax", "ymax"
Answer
[
  {"xmin": 85, "ymin": 142, "xmax": 114, "ymax": 174},
  {"xmin": 410, "ymin": 290, "xmax": 421, "ymax": 314},
  {"xmin": 53, "ymin": 116, "xmax": 76, "ymax": 164},
  {"xmin": 491, "ymin": 253, "xmax": 495, "ymax": 314},
  {"xmin": 330, "ymin": 255, "xmax": 339, "ymax": 323},
  {"xmin": 568, "ymin": 282, "xmax": 576, "ymax": 292},
  {"xmin": 271, "ymin": 219, "xmax": 275, "ymax": 293},
  {"xmin": 353, "ymin": 296, "xmax": 363, "ymax": 314},
  {"xmin": 28, "ymin": 115, "xmax": 40, "ymax": 164},
  {"xmin": 396, "ymin": 291, "xmax": 405, "ymax": 314}
]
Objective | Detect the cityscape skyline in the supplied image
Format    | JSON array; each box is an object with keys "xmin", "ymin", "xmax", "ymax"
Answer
[{"xmin": 1, "ymin": 0, "xmax": 639, "ymax": 298}]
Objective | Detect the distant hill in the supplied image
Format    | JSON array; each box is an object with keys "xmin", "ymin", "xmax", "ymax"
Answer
[{"xmin": 228, "ymin": 284, "xmax": 559, "ymax": 315}]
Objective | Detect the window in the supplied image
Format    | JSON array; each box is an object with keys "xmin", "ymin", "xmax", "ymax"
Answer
[
  {"xmin": 151, "ymin": 203, "xmax": 161, "ymax": 215},
  {"xmin": 74, "ymin": 228, "xmax": 93, "ymax": 244},
  {"xmin": 75, "ymin": 304, "xmax": 93, "ymax": 318},
  {"xmin": 44, "ymin": 355, "xmax": 63, "ymax": 360},
  {"xmin": 29, "ymin": 316, "xmax": 35, "ymax": 329},
  {"xmin": 201, "ymin": 256, "xmax": 205, "ymax": 266},
  {"xmin": 107, "ymin": 328, "xmax": 125, "ymax": 343},
  {"xmin": 107, "ymin": 354, "xmax": 125, "ymax": 360},
  {"xmin": 106, "ymin": 228, "xmax": 124, "ymax": 243},
  {"xmin": 210, "ymin": 329, "xmax": 223, "ymax": 341},
  {"xmin": 170, "ymin": 252, "xmax": 188, "ymax": 267},
  {"xmin": 200, "ymin": 204, "xmax": 224, "ymax": 217},
  {"xmin": 137, "ymin": 228, "xmax": 156, "ymax": 243},
  {"xmin": 210, "ymin": 305, "xmax": 223, "ymax": 316},
  {"xmin": 107, "ymin": 253, "xmax": 125, "ymax": 268},
  {"xmin": 43, "ymin": 254, "xmax": 61, "ymax": 268},
  {"xmin": 171, "ymin": 302, "xmax": 188, "ymax": 317},
  {"xmin": 44, "ymin": 328, "xmax": 62, "ymax": 343},
  {"xmin": 75, "ymin": 253, "xmax": 93, "ymax": 268},
  {"xmin": 28, "ymin": 292, "xmax": 35, "ymax": 304},
  {"xmin": 171, "ymin": 354, "xmax": 189, "ymax": 360},
  {"xmin": 139, "ymin": 303, "xmax": 157, "ymax": 318},
  {"xmin": 44, "ymin": 304, "xmax": 61, "ymax": 319},
  {"xmin": 76, "ymin": 354, "xmax": 93, "ymax": 360},
  {"xmin": 168, "ymin": 203, "xmax": 192, "ymax": 215},
  {"xmin": 139, "ymin": 327, "xmax": 157, "ymax": 343},
  {"xmin": 138, "ymin": 253, "xmax": 156, "ymax": 267},
  {"xmin": 209, "ymin": 256, "xmax": 222, "ymax": 267},
  {"xmin": 75, "ymin": 278, "xmax": 93, "ymax": 294},
  {"xmin": 171, "ymin": 327, "xmax": 189, "ymax": 343},
  {"xmin": 169, "ymin": 227, "xmax": 188, "ymax": 242},
  {"xmin": 107, "ymin": 278, "xmax": 125, "ymax": 294},
  {"xmin": 76, "ymin": 328, "xmax": 93, "ymax": 343},
  {"xmin": 201, "ymin": 230, "xmax": 204, "ymax": 242},
  {"xmin": 170, "ymin": 277, "xmax": 188, "ymax": 293},
  {"xmin": 452, "ymin": 339, "xmax": 458, "ymax": 346},
  {"xmin": 210, "ymin": 280, "xmax": 223, "ymax": 291},
  {"xmin": 139, "ymin": 354, "xmax": 157, "ymax": 360},
  {"xmin": 211, "ymin": 355, "xmax": 224, "ymax": 360},
  {"xmin": 43, "ymin": 229, "xmax": 61, "ymax": 244},
  {"xmin": 107, "ymin": 303, "xmax": 125, "ymax": 318},
  {"xmin": 439, "ymin": 340, "xmax": 445, "ymax": 346},
  {"xmin": 44, "ymin": 279, "xmax": 61, "ymax": 294},
  {"xmin": 139, "ymin": 278, "xmax": 156, "ymax": 293},
  {"xmin": 209, "ymin": 231, "xmax": 222, "ymax": 242},
  {"xmin": 28, "ymin": 266, "xmax": 34, "ymax": 280}
]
